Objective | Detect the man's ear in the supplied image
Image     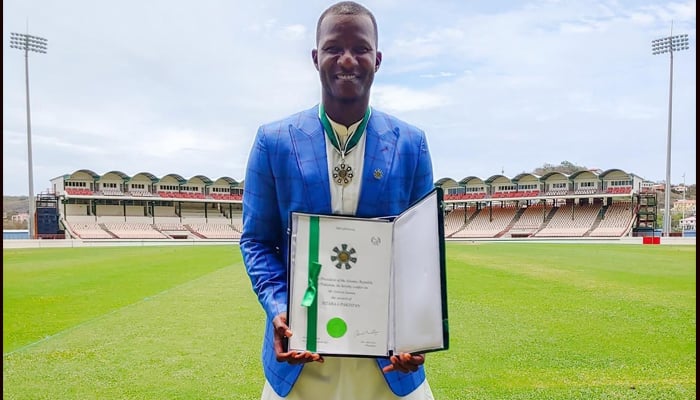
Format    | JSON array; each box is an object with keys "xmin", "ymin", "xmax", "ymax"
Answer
[
  {"xmin": 375, "ymin": 51, "xmax": 382, "ymax": 71},
  {"xmin": 312, "ymin": 49, "xmax": 319, "ymax": 71}
]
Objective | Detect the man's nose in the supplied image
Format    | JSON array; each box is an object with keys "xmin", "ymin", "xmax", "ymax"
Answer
[{"xmin": 338, "ymin": 50, "xmax": 358, "ymax": 68}]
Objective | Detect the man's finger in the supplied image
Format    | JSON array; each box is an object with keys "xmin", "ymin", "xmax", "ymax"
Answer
[
  {"xmin": 276, "ymin": 326, "xmax": 293, "ymax": 338},
  {"xmin": 409, "ymin": 354, "xmax": 425, "ymax": 365}
]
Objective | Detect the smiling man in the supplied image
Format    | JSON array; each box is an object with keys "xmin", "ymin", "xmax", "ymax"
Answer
[{"xmin": 240, "ymin": 2, "xmax": 436, "ymax": 399}]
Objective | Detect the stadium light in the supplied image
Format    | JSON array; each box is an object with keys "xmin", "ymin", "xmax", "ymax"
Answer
[
  {"xmin": 681, "ymin": 172, "xmax": 686, "ymax": 220},
  {"xmin": 651, "ymin": 31, "xmax": 688, "ymax": 236},
  {"xmin": 9, "ymin": 32, "xmax": 47, "ymax": 240}
]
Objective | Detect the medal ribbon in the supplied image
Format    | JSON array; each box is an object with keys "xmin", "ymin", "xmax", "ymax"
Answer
[
  {"xmin": 301, "ymin": 216, "xmax": 321, "ymax": 352},
  {"xmin": 319, "ymin": 104, "xmax": 371, "ymax": 158}
]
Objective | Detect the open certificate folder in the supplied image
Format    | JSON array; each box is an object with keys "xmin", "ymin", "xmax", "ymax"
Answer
[{"xmin": 287, "ymin": 188, "xmax": 448, "ymax": 357}]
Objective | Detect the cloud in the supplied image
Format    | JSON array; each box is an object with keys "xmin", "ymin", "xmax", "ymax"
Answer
[
  {"xmin": 2, "ymin": 0, "xmax": 696, "ymax": 195},
  {"xmin": 372, "ymin": 85, "xmax": 449, "ymax": 113}
]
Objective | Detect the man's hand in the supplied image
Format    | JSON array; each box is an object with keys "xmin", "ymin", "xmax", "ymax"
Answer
[
  {"xmin": 382, "ymin": 353, "xmax": 425, "ymax": 373},
  {"xmin": 272, "ymin": 312, "xmax": 324, "ymax": 365}
]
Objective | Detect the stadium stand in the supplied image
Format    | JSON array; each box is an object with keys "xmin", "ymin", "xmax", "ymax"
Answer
[{"xmin": 25, "ymin": 168, "xmax": 661, "ymax": 241}]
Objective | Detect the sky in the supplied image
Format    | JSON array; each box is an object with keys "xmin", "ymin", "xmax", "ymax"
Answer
[{"xmin": 3, "ymin": 0, "xmax": 696, "ymax": 196}]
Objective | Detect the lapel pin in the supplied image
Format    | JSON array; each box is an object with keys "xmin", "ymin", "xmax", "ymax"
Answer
[{"xmin": 373, "ymin": 169, "xmax": 383, "ymax": 180}]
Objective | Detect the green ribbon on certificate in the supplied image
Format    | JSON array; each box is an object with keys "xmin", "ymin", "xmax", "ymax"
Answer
[
  {"xmin": 301, "ymin": 261, "xmax": 322, "ymax": 307},
  {"xmin": 301, "ymin": 216, "xmax": 321, "ymax": 352}
]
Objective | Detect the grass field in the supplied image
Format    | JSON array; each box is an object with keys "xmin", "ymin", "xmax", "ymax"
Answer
[{"xmin": 3, "ymin": 243, "xmax": 696, "ymax": 399}]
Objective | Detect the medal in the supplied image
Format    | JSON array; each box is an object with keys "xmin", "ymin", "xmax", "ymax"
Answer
[
  {"xmin": 320, "ymin": 105, "xmax": 371, "ymax": 187},
  {"xmin": 333, "ymin": 163, "xmax": 354, "ymax": 186}
]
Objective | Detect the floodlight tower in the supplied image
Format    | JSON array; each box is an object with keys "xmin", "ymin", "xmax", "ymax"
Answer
[
  {"xmin": 651, "ymin": 31, "xmax": 688, "ymax": 236},
  {"xmin": 681, "ymin": 172, "xmax": 686, "ymax": 219},
  {"xmin": 9, "ymin": 32, "xmax": 47, "ymax": 239}
]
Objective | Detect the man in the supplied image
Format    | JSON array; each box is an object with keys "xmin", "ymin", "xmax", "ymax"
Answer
[{"xmin": 240, "ymin": 1, "xmax": 435, "ymax": 398}]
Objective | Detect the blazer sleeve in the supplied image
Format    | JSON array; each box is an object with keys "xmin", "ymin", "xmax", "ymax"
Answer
[
  {"xmin": 411, "ymin": 129, "xmax": 435, "ymax": 203},
  {"xmin": 239, "ymin": 126, "xmax": 288, "ymax": 321}
]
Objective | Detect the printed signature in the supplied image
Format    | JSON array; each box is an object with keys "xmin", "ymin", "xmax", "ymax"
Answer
[{"xmin": 354, "ymin": 329, "xmax": 381, "ymax": 337}]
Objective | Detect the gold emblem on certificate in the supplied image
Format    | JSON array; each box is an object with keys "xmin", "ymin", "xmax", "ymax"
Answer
[{"xmin": 331, "ymin": 243, "xmax": 357, "ymax": 269}]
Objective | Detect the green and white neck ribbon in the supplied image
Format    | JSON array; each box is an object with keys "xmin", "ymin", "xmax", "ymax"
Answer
[
  {"xmin": 319, "ymin": 104, "xmax": 371, "ymax": 159},
  {"xmin": 300, "ymin": 216, "xmax": 322, "ymax": 352}
]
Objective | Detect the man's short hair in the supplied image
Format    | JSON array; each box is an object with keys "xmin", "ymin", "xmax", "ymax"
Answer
[{"xmin": 316, "ymin": 1, "xmax": 378, "ymax": 47}]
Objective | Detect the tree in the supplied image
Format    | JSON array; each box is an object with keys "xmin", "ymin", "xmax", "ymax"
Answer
[{"xmin": 532, "ymin": 161, "xmax": 587, "ymax": 176}]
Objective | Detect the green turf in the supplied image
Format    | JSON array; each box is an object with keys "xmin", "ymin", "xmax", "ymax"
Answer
[{"xmin": 3, "ymin": 243, "xmax": 696, "ymax": 399}]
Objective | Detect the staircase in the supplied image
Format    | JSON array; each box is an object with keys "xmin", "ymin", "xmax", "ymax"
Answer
[
  {"xmin": 98, "ymin": 223, "xmax": 119, "ymax": 238},
  {"xmin": 584, "ymin": 205, "xmax": 607, "ymax": 237}
]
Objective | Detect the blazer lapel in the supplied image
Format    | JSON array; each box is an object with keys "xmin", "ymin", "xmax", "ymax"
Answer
[
  {"xmin": 357, "ymin": 115, "xmax": 397, "ymax": 216},
  {"xmin": 289, "ymin": 106, "xmax": 332, "ymax": 213}
]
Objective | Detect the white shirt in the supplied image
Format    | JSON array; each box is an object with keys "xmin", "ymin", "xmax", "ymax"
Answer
[{"xmin": 325, "ymin": 115, "xmax": 365, "ymax": 215}]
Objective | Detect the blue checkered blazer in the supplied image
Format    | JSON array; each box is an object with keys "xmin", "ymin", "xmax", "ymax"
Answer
[{"xmin": 240, "ymin": 104, "xmax": 434, "ymax": 397}]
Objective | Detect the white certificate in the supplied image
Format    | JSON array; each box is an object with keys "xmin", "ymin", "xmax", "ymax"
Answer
[
  {"xmin": 287, "ymin": 188, "xmax": 449, "ymax": 357},
  {"xmin": 288, "ymin": 215, "xmax": 393, "ymax": 356}
]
